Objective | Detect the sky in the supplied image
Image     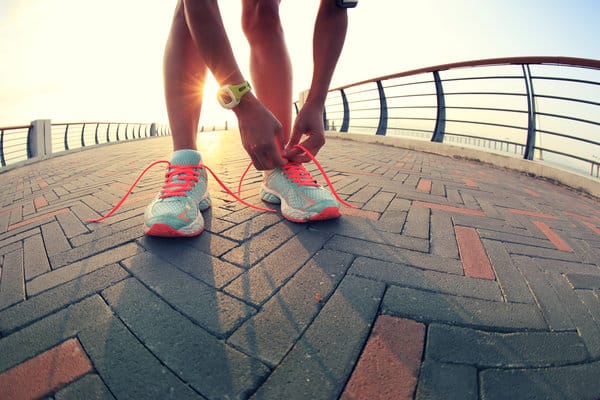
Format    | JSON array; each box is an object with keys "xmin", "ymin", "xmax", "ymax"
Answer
[{"xmin": 1, "ymin": 0, "xmax": 599, "ymax": 128}]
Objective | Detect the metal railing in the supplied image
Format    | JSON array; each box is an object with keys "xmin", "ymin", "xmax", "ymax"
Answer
[
  {"xmin": 322, "ymin": 57, "xmax": 600, "ymax": 178},
  {"xmin": 0, "ymin": 121, "xmax": 171, "ymax": 169}
]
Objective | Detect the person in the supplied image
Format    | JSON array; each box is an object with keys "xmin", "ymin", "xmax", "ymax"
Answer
[{"xmin": 144, "ymin": 0, "xmax": 355, "ymax": 237}]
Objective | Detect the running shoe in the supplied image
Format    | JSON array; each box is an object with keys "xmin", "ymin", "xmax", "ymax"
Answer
[
  {"xmin": 144, "ymin": 149, "xmax": 211, "ymax": 237},
  {"xmin": 260, "ymin": 162, "xmax": 341, "ymax": 222}
]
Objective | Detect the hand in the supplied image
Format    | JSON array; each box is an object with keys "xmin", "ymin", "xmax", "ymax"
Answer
[
  {"xmin": 284, "ymin": 101, "xmax": 326, "ymax": 163},
  {"xmin": 235, "ymin": 94, "xmax": 288, "ymax": 170}
]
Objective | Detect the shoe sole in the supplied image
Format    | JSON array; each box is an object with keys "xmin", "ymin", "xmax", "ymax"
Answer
[
  {"xmin": 261, "ymin": 187, "xmax": 340, "ymax": 223},
  {"xmin": 144, "ymin": 199, "xmax": 211, "ymax": 238}
]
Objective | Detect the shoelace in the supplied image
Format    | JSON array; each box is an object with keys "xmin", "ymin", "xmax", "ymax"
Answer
[{"xmin": 88, "ymin": 144, "xmax": 354, "ymax": 223}]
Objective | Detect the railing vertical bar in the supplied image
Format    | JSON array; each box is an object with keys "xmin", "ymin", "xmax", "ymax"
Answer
[
  {"xmin": 94, "ymin": 123, "xmax": 100, "ymax": 145},
  {"xmin": 375, "ymin": 80, "xmax": 388, "ymax": 136},
  {"xmin": 64, "ymin": 124, "xmax": 70, "ymax": 151},
  {"xmin": 106, "ymin": 123, "xmax": 111, "ymax": 143},
  {"xmin": 80, "ymin": 123, "xmax": 86, "ymax": 148},
  {"xmin": 116, "ymin": 124, "xmax": 120, "ymax": 141},
  {"xmin": 340, "ymin": 89, "xmax": 350, "ymax": 132},
  {"xmin": 523, "ymin": 64, "xmax": 537, "ymax": 160},
  {"xmin": 431, "ymin": 70, "xmax": 446, "ymax": 142},
  {"xmin": 0, "ymin": 129, "xmax": 5, "ymax": 167}
]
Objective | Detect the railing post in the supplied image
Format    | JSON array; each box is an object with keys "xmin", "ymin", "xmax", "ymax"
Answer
[
  {"xmin": 523, "ymin": 64, "xmax": 537, "ymax": 161},
  {"xmin": 106, "ymin": 123, "xmax": 111, "ymax": 142},
  {"xmin": 340, "ymin": 89, "xmax": 350, "ymax": 132},
  {"xmin": 116, "ymin": 124, "xmax": 120, "ymax": 141},
  {"xmin": 323, "ymin": 107, "xmax": 328, "ymax": 130},
  {"xmin": 94, "ymin": 123, "xmax": 100, "ymax": 145},
  {"xmin": 27, "ymin": 119, "xmax": 52, "ymax": 159},
  {"xmin": 64, "ymin": 124, "xmax": 70, "ymax": 151},
  {"xmin": 80, "ymin": 123, "xmax": 86, "ymax": 147},
  {"xmin": 0, "ymin": 128, "xmax": 5, "ymax": 167},
  {"xmin": 431, "ymin": 71, "xmax": 446, "ymax": 142},
  {"xmin": 375, "ymin": 80, "xmax": 388, "ymax": 135},
  {"xmin": 150, "ymin": 123, "xmax": 157, "ymax": 137}
]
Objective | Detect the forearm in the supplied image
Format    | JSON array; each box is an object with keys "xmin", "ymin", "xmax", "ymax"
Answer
[
  {"xmin": 305, "ymin": 0, "xmax": 348, "ymax": 105},
  {"xmin": 182, "ymin": 0, "xmax": 245, "ymax": 86}
]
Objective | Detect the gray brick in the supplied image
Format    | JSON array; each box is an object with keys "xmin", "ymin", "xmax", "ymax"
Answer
[
  {"xmin": 565, "ymin": 273, "xmax": 600, "ymax": 289},
  {"xmin": 56, "ymin": 210, "xmax": 89, "ymax": 238},
  {"xmin": 0, "ymin": 295, "xmax": 112, "ymax": 372},
  {"xmin": 414, "ymin": 360, "xmax": 477, "ymax": 400},
  {"xmin": 403, "ymin": 205, "xmax": 430, "ymax": 239},
  {"xmin": 478, "ymin": 228, "xmax": 556, "ymax": 249},
  {"xmin": 222, "ymin": 221, "xmax": 304, "ymax": 268},
  {"xmin": 426, "ymin": 323, "xmax": 589, "ymax": 368},
  {"xmin": 326, "ymin": 236, "xmax": 460, "ymax": 274},
  {"xmin": 480, "ymin": 361, "xmax": 600, "ymax": 400},
  {"xmin": 224, "ymin": 229, "xmax": 330, "ymax": 306},
  {"xmin": 482, "ymin": 239, "xmax": 535, "ymax": 304},
  {"xmin": 376, "ymin": 208, "xmax": 406, "ymax": 234},
  {"xmin": 0, "ymin": 247, "xmax": 24, "ymax": 310},
  {"xmin": 123, "ymin": 252, "xmax": 255, "ymax": 337},
  {"xmin": 139, "ymin": 236, "xmax": 242, "ymax": 288},
  {"xmin": 72, "ymin": 215, "xmax": 141, "ymax": 247},
  {"xmin": 103, "ymin": 278, "xmax": 269, "ymax": 399},
  {"xmin": 78, "ymin": 309, "xmax": 202, "ymax": 400},
  {"xmin": 23, "ymin": 233, "xmax": 50, "ymax": 280},
  {"xmin": 314, "ymin": 216, "xmax": 428, "ymax": 251},
  {"xmin": 347, "ymin": 185, "xmax": 380, "ymax": 204},
  {"xmin": 251, "ymin": 276, "xmax": 385, "ymax": 400},
  {"xmin": 55, "ymin": 374, "xmax": 116, "ymax": 400},
  {"xmin": 49, "ymin": 225, "xmax": 142, "ymax": 268},
  {"xmin": 219, "ymin": 212, "xmax": 281, "ymax": 241},
  {"xmin": 505, "ymin": 242, "xmax": 582, "ymax": 263},
  {"xmin": 349, "ymin": 257, "xmax": 502, "ymax": 301},
  {"xmin": 383, "ymin": 286, "xmax": 546, "ymax": 331},
  {"xmin": 27, "ymin": 242, "xmax": 141, "ymax": 295},
  {"xmin": 228, "ymin": 249, "xmax": 353, "ymax": 366},
  {"xmin": 1, "ymin": 263, "xmax": 129, "ymax": 334},
  {"xmin": 512, "ymin": 254, "xmax": 599, "ymax": 275},
  {"xmin": 516, "ymin": 263, "xmax": 575, "ymax": 331},
  {"xmin": 363, "ymin": 190, "xmax": 394, "ymax": 212},
  {"xmin": 41, "ymin": 221, "xmax": 71, "ymax": 256},
  {"xmin": 430, "ymin": 213, "xmax": 459, "ymax": 259}
]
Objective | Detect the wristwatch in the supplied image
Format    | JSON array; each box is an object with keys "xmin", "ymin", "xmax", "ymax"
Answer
[{"xmin": 217, "ymin": 81, "xmax": 252, "ymax": 109}]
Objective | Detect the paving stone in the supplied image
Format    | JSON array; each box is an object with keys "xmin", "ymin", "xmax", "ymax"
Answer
[
  {"xmin": 224, "ymin": 229, "xmax": 330, "ymax": 306},
  {"xmin": 565, "ymin": 272, "xmax": 600, "ymax": 289},
  {"xmin": 40, "ymin": 221, "xmax": 71, "ymax": 256},
  {"xmin": 55, "ymin": 374, "xmax": 116, "ymax": 400},
  {"xmin": 0, "ymin": 296, "xmax": 112, "ymax": 372},
  {"xmin": 0, "ymin": 263, "xmax": 129, "ymax": 335},
  {"xmin": 27, "ymin": 242, "xmax": 142, "ymax": 296},
  {"xmin": 123, "ymin": 252, "xmax": 255, "ymax": 338},
  {"xmin": 383, "ymin": 286, "xmax": 546, "ymax": 331},
  {"xmin": 327, "ymin": 236, "xmax": 461, "ymax": 274},
  {"xmin": 512, "ymin": 254, "xmax": 599, "ymax": 275},
  {"xmin": 251, "ymin": 276, "xmax": 384, "ymax": 400},
  {"xmin": 426, "ymin": 323, "xmax": 589, "ymax": 367},
  {"xmin": 349, "ymin": 257, "xmax": 502, "ymax": 301},
  {"xmin": 341, "ymin": 316, "xmax": 425, "ymax": 400},
  {"xmin": 0, "ymin": 247, "xmax": 24, "ymax": 310},
  {"xmin": 430, "ymin": 213, "xmax": 459, "ymax": 259},
  {"xmin": 505, "ymin": 242, "xmax": 582, "ymax": 263},
  {"xmin": 228, "ymin": 250, "xmax": 353, "ymax": 366},
  {"xmin": 23, "ymin": 233, "xmax": 51, "ymax": 280},
  {"xmin": 56, "ymin": 210, "xmax": 89, "ymax": 238},
  {"xmin": 102, "ymin": 278, "xmax": 269, "ymax": 399},
  {"xmin": 78, "ymin": 307, "xmax": 203, "ymax": 400},
  {"xmin": 139, "ymin": 236, "xmax": 242, "ymax": 288},
  {"xmin": 222, "ymin": 221, "xmax": 304, "ymax": 267},
  {"xmin": 414, "ymin": 360, "xmax": 478, "ymax": 400},
  {"xmin": 481, "ymin": 239, "xmax": 534, "ymax": 303},
  {"xmin": 403, "ymin": 205, "xmax": 430, "ymax": 239},
  {"xmin": 480, "ymin": 360, "xmax": 600, "ymax": 400},
  {"xmin": 219, "ymin": 212, "xmax": 281, "ymax": 241},
  {"xmin": 314, "ymin": 216, "xmax": 429, "ymax": 251}
]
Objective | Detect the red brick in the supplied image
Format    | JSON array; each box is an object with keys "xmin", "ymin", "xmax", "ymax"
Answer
[
  {"xmin": 341, "ymin": 316, "xmax": 425, "ymax": 400},
  {"xmin": 0, "ymin": 338, "xmax": 92, "ymax": 400},
  {"xmin": 532, "ymin": 220, "xmax": 573, "ymax": 252},
  {"xmin": 455, "ymin": 226, "xmax": 496, "ymax": 280},
  {"xmin": 340, "ymin": 207, "xmax": 380, "ymax": 221},
  {"xmin": 413, "ymin": 201, "xmax": 485, "ymax": 217},
  {"xmin": 582, "ymin": 221, "xmax": 600, "ymax": 236},
  {"xmin": 522, "ymin": 188, "xmax": 539, "ymax": 197},
  {"xmin": 34, "ymin": 196, "xmax": 48, "ymax": 210},
  {"xmin": 8, "ymin": 208, "xmax": 69, "ymax": 231},
  {"xmin": 508, "ymin": 208, "xmax": 558, "ymax": 219},
  {"xmin": 416, "ymin": 179, "xmax": 432, "ymax": 193},
  {"xmin": 463, "ymin": 178, "xmax": 478, "ymax": 188}
]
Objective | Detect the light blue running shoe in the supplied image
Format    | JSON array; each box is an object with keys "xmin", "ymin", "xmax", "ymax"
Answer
[
  {"xmin": 260, "ymin": 162, "xmax": 341, "ymax": 222},
  {"xmin": 144, "ymin": 149, "xmax": 211, "ymax": 237}
]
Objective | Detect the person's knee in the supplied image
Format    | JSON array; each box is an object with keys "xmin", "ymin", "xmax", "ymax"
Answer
[{"xmin": 242, "ymin": 0, "xmax": 283, "ymax": 42}]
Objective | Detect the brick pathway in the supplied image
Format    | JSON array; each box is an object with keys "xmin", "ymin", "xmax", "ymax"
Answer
[{"xmin": 1, "ymin": 131, "xmax": 599, "ymax": 400}]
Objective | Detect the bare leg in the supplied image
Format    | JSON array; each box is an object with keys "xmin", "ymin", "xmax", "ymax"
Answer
[
  {"xmin": 242, "ymin": 0, "xmax": 293, "ymax": 144},
  {"xmin": 164, "ymin": 0, "xmax": 208, "ymax": 151}
]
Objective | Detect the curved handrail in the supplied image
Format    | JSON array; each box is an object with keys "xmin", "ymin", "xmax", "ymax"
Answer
[{"xmin": 323, "ymin": 56, "xmax": 600, "ymax": 178}]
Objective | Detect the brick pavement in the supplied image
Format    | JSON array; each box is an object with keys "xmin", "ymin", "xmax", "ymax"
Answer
[{"xmin": 0, "ymin": 131, "xmax": 599, "ymax": 399}]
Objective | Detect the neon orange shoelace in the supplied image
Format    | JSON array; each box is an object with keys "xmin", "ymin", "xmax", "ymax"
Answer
[{"xmin": 88, "ymin": 144, "xmax": 355, "ymax": 224}]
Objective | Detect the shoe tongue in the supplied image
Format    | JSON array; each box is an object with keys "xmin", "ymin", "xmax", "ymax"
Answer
[{"xmin": 170, "ymin": 149, "xmax": 201, "ymax": 166}]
